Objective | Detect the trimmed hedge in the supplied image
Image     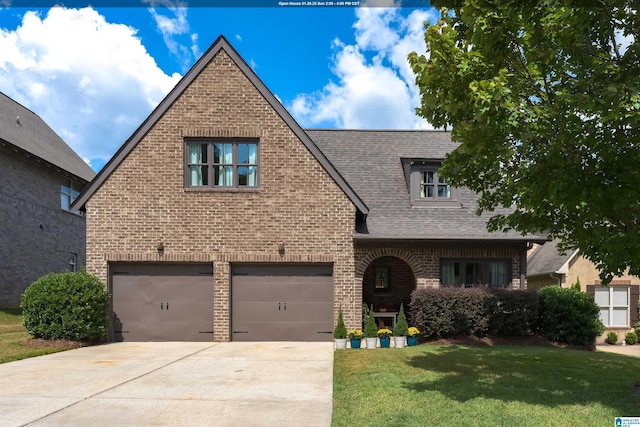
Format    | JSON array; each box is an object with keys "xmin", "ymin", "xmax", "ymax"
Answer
[
  {"xmin": 21, "ymin": 272, "xmax": 109, "ymax": 341},
  {"xmin": 409, "ymin": 286, "xmax": 600, "ymax": 345},
  {"xmin": 537, "ymin": 286, "xmax": 604, "ymax": 346}
]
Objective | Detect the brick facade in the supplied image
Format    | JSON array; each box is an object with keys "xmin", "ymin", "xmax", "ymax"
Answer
[
  {"xmin": 0, "ymin": 144, "xmax": 87, "ymax": 307},
  {"xmin": 85, "ymin": 49, "xmax": 360, "ymax": 340}
]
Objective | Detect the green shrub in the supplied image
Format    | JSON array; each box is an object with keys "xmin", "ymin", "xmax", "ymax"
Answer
[
  {"xmin": 486, "ymin": 288, "xmax": 539, "ymax": 336},
  {"xmin": 364, "ymin": 304, "xmax": 378, "ymax": 338},
  {"xmin": 625, "ymin": 332, "xmax": 638, "ymax": 345},
  {"xmin": 537, "ymin": 286, "xmax": 604, "ymax": 346},
  {"xmin": 333, "ymin": 306, "xmax": 347, "ymax": 339},
  {"xmin": 605, "ymin": 331, "xmax": 618, "ymax": 345},
  {"xmin": 394, "ymin": 304, "xmax": 409, "ymax": 336},
  {"xmin": 21, "ymin": 272, "xmax": 109, "ymax": 341},
  {"xmin": 409, "ymin": 287, "xmax": 491, "ymax": 338}
]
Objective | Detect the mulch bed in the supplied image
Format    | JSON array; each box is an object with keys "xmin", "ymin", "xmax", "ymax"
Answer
[{"xmin": 22, "ymin": 338, "xmax": 100, "ymax": 349}]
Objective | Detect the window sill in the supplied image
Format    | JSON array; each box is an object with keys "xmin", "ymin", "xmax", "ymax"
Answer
[
  {"xmin": 184, "ymin": 187, "xmax": 260, "ymax": 193},
  {"xmin": 61, "ymin": 209, "xmax": 85, "ymax": 217},
  {"xmin": 411, "ymin": 200, "xmax": 462, "ymax": 208}
]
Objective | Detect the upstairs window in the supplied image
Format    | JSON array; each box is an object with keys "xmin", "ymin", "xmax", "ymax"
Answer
[
  {"xmin": 186, "ymin": 140, "xmax": 258, "ymax": 189},
  {"xmin": 403, "ymin": 159, "xmax": 458, "ymax": 207},
  {"xmin": 440, "ymin": 259, "xmax": 511, "ymax": 287},
  {"xmin": 420, "ymin": 169, "xmax": 450, "ymax": 199},
  {"xmin": 61, "ymin": 180, "xmax": 83, "ymax": 215}
]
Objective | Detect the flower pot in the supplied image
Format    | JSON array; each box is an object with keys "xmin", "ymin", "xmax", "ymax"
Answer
[
  {"xmin": 350, "ymin": 338, "xmax": 361, "ymax": 349},
  {"xmin": 365, "ymin": 337, "xmax": 378, "ymax": 349},
  {"xmin": 335, "ymin": 338, "xmax": 347, "ymax": 350},
  {"xmin": 407, "ymin": 336, "xmax": 417, "ymax": 346},
  {"xmin": 380, "ymin": 337, "xmax": 391, "ymax": 348},
  {"xmin": 393, "ymin": 336, "xmax": 406, "ymax": 348}
]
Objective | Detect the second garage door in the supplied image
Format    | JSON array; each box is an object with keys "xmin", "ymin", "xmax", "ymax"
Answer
[
  {"xmin": 231, "ymin": 264, "xmax": 333, "ymax": 342},
  {"xmin": 111, "ymin": 263, "xmax": 214, "ymax": 342}
]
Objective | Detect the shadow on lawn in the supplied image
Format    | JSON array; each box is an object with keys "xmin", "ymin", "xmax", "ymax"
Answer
[{"xmin": 404, "ymin": 344, "xmax": 640, "ymax": 414}]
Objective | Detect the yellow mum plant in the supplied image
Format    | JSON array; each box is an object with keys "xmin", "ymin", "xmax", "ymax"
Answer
[{"xmin": 407, "ymin": 327, "xmax": 420, "ymax": 337}]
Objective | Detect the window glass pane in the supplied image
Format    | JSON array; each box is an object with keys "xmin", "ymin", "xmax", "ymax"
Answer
[
  {"xmin": 189, "ymin": 166, "xmax": 208, "ymax": 186},
  {"xmin": 488, "ymin": 261, "xmax": 509, "ymax": 286},
  {"xmin": 599, "ymin": 308, "xmax": 609, "ymax": 326},
  {"xmin": 214, "ymin": 143, "xmax": 233, "ymax": 164},
  {"xmin": 441, "ymin": 261, "xmax": 460, "ymax": 285},
  {"xmin": 427, "ymin": 171, "xmax": 434, "ymax": 183},
  {"xmin": 61, "ymin": 194, "xmax": 70, "ymax": 210},
  {"xmin": 594, "ymin": 288, "xmax": 610, "ymax": 305},
  {"xmin": 238, "ymin": 166, "xmax": 248, "ymax": 186},
  {"xmin": 248, "ymin": 144, "xmax": 257, "ymax": 164},
  {"xmin": 215, "ymin": 166, "xmax": 233, "ymax": 186},
  {"xmin": 189, "ymin": 144, "xmax": 206, "ymax": 164},
  {"xmin": 465, "ymin": 262, "xmax": 483, "ymax": 285},
  {"xmin": 437, "ymin": 184, "xmax": 450, "ymax": 198},
  {"xmin": 247, "ymin": 166, "xmax": 257, "ymax": 186},
  {"xmin": 612, "ymin": 308, "xmax": 628, "ymax": 326},
  {"xmin": 612, "ymin": 288, "xmax": 628, "ymax": 306},
  {"xmin": 238, "ymin": 144, "xmax": 248, "ymax": 164}
]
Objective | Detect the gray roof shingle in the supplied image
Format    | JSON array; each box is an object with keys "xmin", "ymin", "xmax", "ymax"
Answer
[
  {"xmin": 0, "ymin": 92, "xmax": 96, "ymax": 182},
  {"xmin": 527, "ymin": 239, "xmax": 577, "ymax": 276},
  {"xmin": 307, "ymin": 129, "xmax": 543, "ymax": 241}
]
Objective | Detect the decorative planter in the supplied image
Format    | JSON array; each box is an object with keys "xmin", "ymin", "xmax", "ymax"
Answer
[
  {"xmin": 380, "ymin": 337, "xmax": 391, "ymax": 348},
  {"xmin": 350, "ymin": 338, "xmax": 361, "ymax": 349},
  {"xmin": 365, "ymin": 337, "xmax": 378, "ymax": 349},
  {"xmin": 407, "ymin": 336, "xmax": 417, "ymax": 346},
  {"xmin": 335, "ymin": 338, "xmax": 347, "ymax": 350},
  {"xmin": 393, "ymin": 336, "xmax": 406, "ymax": 348}
]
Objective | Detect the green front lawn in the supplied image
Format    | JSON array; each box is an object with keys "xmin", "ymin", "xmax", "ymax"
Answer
[
  {"xmin": 0, "ymin": 309, "xmax": 74, "ymax": 363},
  {"xmin": 333, "ymin": 344, "xmax": 640, "ymax": 426}
]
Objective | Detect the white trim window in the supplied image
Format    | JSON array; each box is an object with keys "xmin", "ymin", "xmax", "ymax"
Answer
[
  {"xmin": 61, "ymin": 180, "xmax": 83, "ymax": 215},
  {"xmin": 69, "ymin": 253, "xmax": 78, "ymax": 272},
  {"xmin": 594, "ymin": 286, "xmax": 629, "ymax": 327}
]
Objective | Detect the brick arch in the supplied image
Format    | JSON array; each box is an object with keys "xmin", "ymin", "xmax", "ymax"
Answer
[{"xmin": 356, "ymin": 248, "xmax": 423, "ymax": 279}]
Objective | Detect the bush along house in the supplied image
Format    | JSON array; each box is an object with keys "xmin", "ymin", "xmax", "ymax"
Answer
[{"xmin": 71, "ymin": 35, "xmax": 544, "ymax": 342}]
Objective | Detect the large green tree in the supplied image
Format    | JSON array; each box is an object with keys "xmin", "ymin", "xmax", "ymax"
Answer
[{"xmin": 409, "ymin": 0, "xmax": 640, "ymax": 284}]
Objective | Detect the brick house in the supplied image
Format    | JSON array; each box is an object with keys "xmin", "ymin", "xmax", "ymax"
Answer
[
  {"xmin": 0, "ymin": 92, "xmax": 96, "ymax": 308},
  {"xmin": 72, "ymin": 36, "xmax": 543, "ymax": 342},
  {"xmin": 528, "ymin": 240, "xmax": 639, "ymax": 339}
]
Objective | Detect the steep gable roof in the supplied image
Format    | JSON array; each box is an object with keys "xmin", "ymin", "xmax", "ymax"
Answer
[
  {"xmin": 0, "ymin": 92, "xmax": 95, "ymax": 182},
  {"xmin": 71, "ymin": 35, "xmax": 368, "ymax": 214},
  {"xmin": 527, "ymin": 239, "xmax": 578, "ymax": 276},
  {"xmin": 308, "ymin": 129, "xmax": 545, "ymax": 243}
]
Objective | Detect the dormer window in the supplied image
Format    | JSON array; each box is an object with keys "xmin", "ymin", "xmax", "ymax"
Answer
[
  {"xmin": 420, "ymin": 169, "xmax": 450, "ymax": 199},
  {"xmin": 402, "ymin": 158, "xmax": 458, "ymax": 207}
]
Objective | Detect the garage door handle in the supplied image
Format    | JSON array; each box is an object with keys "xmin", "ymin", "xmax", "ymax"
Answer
[
  {"xmin": 160, "ymin": 302, "xmax": 163, "ymax": 310},
  {"xmin": 278, "ymin": 303, "xmax": 281, "ymax": 311},
  {"xmin": 284, "ymin": 303, "xmax": 287, "ymax": 311}
]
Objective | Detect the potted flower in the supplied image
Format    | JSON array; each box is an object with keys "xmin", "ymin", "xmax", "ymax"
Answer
[
  {"xmin": 377, "ymin": 328, "xmax": 393, "ymax": 348},
  {"xmin": 333, "ymin": 306, "xmax": 348, "ymax": 350},
  {"xmin": 393, "ymin": 303, "xmax": 409, "ymax": 348},
  {"xmin": 364, "ymin": 304, "xmax": 378, "ymax": 349},
  {"xmin": 407, "ymin": 327, "xmax": 420, "ymax": 346},
  {"xmin": 347, "ymin": 329, "xmax": 363, "ymax": 348}
]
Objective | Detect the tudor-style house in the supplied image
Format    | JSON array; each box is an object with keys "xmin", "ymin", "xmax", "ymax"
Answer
[
  {"xmin": 72, "ymin": 36, "xmax": 544, "ymax": 342},
  {"xmin": 0, "ymin": 92, "xmax": 96, "ymax": 308}
]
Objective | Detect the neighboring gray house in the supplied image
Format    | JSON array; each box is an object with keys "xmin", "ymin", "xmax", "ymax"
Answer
[{"xmin": 0, "ymin": 92, "xmax": 96, "ymax": 308}]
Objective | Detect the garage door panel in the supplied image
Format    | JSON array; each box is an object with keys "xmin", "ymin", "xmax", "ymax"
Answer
[
  {"xmin": 231, "ymin": 264, "xmax": 333, "ymax": 342},
  {"xmin": 111, "ymin": 263, "xmax": 213, "ymax": 342}
]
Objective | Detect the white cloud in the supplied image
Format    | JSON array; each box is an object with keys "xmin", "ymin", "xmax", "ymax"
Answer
[
  {"xmin": 289, "ymin": 7, "xmax": 438, "ymax": 129},
  {"xmin": 145, "ymin": 0, "xmax": 198, "ymax": 72},
  {"xmin": 0, "ymin": 7, "xmax": 181, "ymax": 170}
]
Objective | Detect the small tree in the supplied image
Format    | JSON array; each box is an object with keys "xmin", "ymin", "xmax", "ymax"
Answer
[
  {"xmin": 333, "ymin": 306, "xmax": 347, "ymax": 339},
  {"xmin": 364, "ymin": 304, "xmax": 378, "ymax": 338},
  {"xmin": 394, "ymin": 304, "xmax": 409, "ymax": 337}
]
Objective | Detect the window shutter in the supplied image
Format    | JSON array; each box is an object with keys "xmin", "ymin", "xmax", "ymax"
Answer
[
  {"xmin": 631, "ymin": 285, "xmax": 639, "ymax": 325},
  {"xmin": 586, "ymin": 285, "xmax": 595, "ymax": 297}
]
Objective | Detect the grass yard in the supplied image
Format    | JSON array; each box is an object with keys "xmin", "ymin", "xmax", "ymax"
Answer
[
  {"xmin": 0, "ymin": 309, "xmax": 75, "ymax": 363},
  {"xmin": 333, "ymin": 343, "xmax": 640, "ymax": 427}
]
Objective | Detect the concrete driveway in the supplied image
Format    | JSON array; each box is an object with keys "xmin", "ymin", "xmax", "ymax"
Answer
[{"xmin": 0, "ymin": 342, "xmax": 334, "ymax": 427}]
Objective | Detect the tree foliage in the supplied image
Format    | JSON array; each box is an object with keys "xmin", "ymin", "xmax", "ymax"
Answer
[{"xmin": 409, "ymin": 1, "xmax": 640, "ymax": 284}]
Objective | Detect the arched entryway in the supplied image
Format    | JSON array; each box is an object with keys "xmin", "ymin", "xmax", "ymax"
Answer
[{"xmin": 362, "ymin": 256, "xmax": 416, "ymax": 329}]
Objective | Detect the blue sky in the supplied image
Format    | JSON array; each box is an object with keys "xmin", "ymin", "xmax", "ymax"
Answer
[{"xmin": 0, "ymin": 2, "xmax": 439, "ymax": 171}]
